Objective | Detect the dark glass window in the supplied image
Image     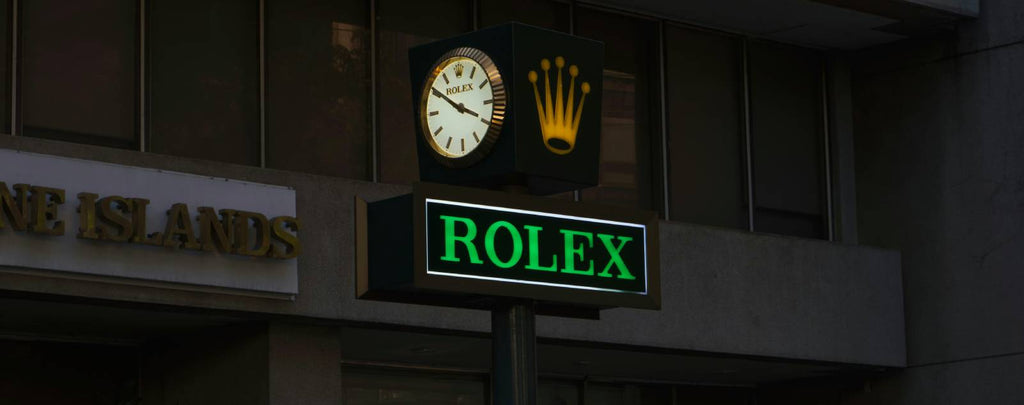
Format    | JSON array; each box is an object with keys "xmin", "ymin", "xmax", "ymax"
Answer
[
  {"xmin": 539, "ymin": 379, "xmax": 579, "ymax": 405},
  {"xmin": 266, "ymin": 0, "xmax": 370, "ymax": 179},
  {"xmin": 21, "ymin": 0, "xmax": 135, "ymax": 148},
  {"xmin": 479, "ymin": 0, "xmax": 570, "ymax": 32},
  {"xmin": 665, "ymin": 25, "xmax": 746, "ymax": 230},
  {"xmin": 377, "ymin": 0, "xmax": 471, "ymax": 185},
  {"xmin": 586, "ymin": 383, "xmax": 672, "ymax": 405},
  {"xmin": 576, "ymin": 8, "xmax": 659, "ymax": 211},
  {"xmin": 341, "ymin": 367, "xmax": 486, "ymax": 404},
  {"xmin": 748, "ymin": 41, "xmax": 826, "ymax": 239},
  {"xmin": 149, "ymin": 0, "xmax": 259, "ymax": 166},
  {"xmin": 0, "ymin": 0, "xmax": 9, "ymax": 134},
  {"xmin": 0, "ymin": 340, "xmax": 138, "ymax": 403},
  {"xmin": 676, "ymin": 385, "xmax": 755, "ymax": 404}
]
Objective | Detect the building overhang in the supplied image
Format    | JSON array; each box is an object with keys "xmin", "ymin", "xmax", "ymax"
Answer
[{"xmin": 587, "ymin": 0, "xmax": 977, "ymax": 50}]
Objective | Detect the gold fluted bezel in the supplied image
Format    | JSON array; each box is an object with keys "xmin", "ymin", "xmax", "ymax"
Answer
[{"xmin": 419, "ymin": 47, "xmax": 507, "ymax": 168}]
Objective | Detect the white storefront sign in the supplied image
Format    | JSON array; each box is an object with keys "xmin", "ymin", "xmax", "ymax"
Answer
[{"xmin": 0, "ymin": 149, "xmax": 298, "ymax": 298}]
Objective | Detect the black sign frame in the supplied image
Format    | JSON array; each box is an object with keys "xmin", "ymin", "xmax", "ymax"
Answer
[{"xmin": 356, "ymin": 183, "xmax": 660, "ymax": 311}]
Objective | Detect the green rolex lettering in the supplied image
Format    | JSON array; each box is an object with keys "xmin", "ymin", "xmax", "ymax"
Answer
[
  {"xmin": 596, "ymin": 234, "xmax": 634, "ymax": 279},
  {"xmin": 523, "ymin": 225, "xmax": 557, "ymax": 272},
  {"xmin": 484, "ymin": 221, "xmax": 523, "ymax": 268},
  {"xmin": 560, "ymin": 229, "xmax": 594, "ymax": 275},
  {"xmin": 439, "ymin": 215, "xmax": 484, "ymax": 264}
]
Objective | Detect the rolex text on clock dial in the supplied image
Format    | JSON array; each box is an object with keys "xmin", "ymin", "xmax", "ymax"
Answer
[{"xmin": 420, "ymin": 47, "xmax": 505, "ymax": 167}]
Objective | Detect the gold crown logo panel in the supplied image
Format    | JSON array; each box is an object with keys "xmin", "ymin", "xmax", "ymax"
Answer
[
  {"xmin": 511, "ymin": 24, "xmax": 603, "ymax": 193},
  {"xmin": 528, "ymin": 56, "xmax": 590, "ymax": 155}
]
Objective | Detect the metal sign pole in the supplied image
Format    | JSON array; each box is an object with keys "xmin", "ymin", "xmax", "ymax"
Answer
[{"xmin": 492, "ymin": 299, "xmax": 537, "ymax": 405}]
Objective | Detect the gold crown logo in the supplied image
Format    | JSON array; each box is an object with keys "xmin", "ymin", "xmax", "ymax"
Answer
[
  {"xmin": 454, "ymin": 63, "xmax": 464, "ymax": 78},
  {"xmin": 528, "ymin": 56, "xmax": 590, "ymax": 155}
]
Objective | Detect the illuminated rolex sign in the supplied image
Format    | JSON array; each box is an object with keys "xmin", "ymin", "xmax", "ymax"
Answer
[
  {"xmin": 356, "ymin": 183, "xmax": 660, "ymax": 310},
  {"xmin": 427, "ymin": 200, "xmax": 646, "ymax": 295}
]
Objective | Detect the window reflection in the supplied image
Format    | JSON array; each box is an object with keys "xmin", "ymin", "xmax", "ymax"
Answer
[
  {"xmin": 266, "ymin": 0, "xmax": 370, "ymax": 178},
  {"xmin": 479, "ymin": 0, "xmax": 570, "ymax": 32},
  {"xmin": 0, "ymin": 0, "xmax": 7, "ymax": 133},
  {"xmin": 576, "ymin": 7, "xmax": 659, "ymax": 211},
  {"xmin": 341, "ymin": 367, "xmax": 486, "ymax": 405},
  {"xmin": 539, "ymin": 379, "xmax": 579, "ymax": 405},
  {"xmin": 748, "ymin": 41, "xmax": 826, "ymax": 239},
  {"xmin": 22, "ymin": 0, "xmax": 135, "ymax": 148},
  {"xmin": 588, "ymin": 70, "xmax": 640, "ymax": 206},
  {"xmin": 664, "ymin": 25, "xmax": 746, "ymax": 230},
  {"xmin": 586, "ymin": 383, "xmax": 673, "ymax": 405},
  {"xmin": 149, "ymin": 0, "xmax": 260, "ymax": 166}
]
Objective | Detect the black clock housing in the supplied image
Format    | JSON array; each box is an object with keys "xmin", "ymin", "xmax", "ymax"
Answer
[{"xmin": 409, "ymin": 23, "xmax": 604, "ymax": 195}]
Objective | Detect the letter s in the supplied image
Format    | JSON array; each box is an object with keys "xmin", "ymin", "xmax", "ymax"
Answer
[{"xmin": 269, "ymin": 216, "xmax": 301, "ymax": 259}]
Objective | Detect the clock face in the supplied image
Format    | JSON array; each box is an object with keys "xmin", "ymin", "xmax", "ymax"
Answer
[{"xmin": 420, "ymin": 48, "xmax": 506, "ymax": 167}]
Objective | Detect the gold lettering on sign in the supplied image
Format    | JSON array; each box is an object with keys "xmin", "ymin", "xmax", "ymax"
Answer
[
  {"xmin": 0, "ymin": 183, "xmax": 66, "ymax": 235},
  {"xmin": 98, "ymin": 195, "xmax": 133, "ymax": 242},
  {"xmin": 270, "ymin": 216, "xmax": 302, "ymax": 259},
  {"xmin": 164, "ymin": 203, "xmax": 201, "ymax": 250},
  {"xmin": 0, "ymin": 182, "xmax": 31, "ymax": 231},
  {"xmin": 197, "ymin": 207, "xmax": 235, "ymax": 254},
  {"xmin": 130, "ymin": 198, "xmax": 165, "ymax": 246},
  {"xmin": 30, "ymin": 186, "xmax": 65, "ymax": 236},
  {"xmin": 76, "ymin": 192, "xmax": 99, "ymax": 240},
  {"xmin": 234, "ymin": 210, "xmax": 271, "ymax": 257},
  {"xmin": 0, "ymin": 179, "xmax": 303, "ymax": 260}
]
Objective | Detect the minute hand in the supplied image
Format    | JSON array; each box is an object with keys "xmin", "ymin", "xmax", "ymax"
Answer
[{"xmin": 432, "ymin": 88, "xmax": 464, "ymax": 113}]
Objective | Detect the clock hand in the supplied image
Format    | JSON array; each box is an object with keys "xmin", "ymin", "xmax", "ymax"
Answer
[
  {"xmin": 459, "ymin": 103, "xmax": 479, "ymax": 117},
  {"xmin": 431, "ymin": 88, "xmax": 482, "ymax": 117},
  {"xmin": 432, "ymin": 88, "xmax": 465, "ymax": 113}
]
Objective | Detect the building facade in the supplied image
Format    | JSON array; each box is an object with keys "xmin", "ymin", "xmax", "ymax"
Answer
[{"xmin": 0, "ymin": 0, "xmax": 1018, "ymax": 403}]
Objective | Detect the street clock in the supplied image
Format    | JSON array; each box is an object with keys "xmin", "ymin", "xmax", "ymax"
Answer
[{"xmin": 418, "ymin": 47, "xmax": 507, "ymax": 168}]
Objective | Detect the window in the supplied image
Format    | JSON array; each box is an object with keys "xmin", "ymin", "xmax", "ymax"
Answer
[
  {"xmin": 664, "ymin": 26, "xmax": 830, "ymax": 239},
  {"xmin": 341, "ymin": 367, "xmax": 486, "ymax": 404},
  {"xmin": 664, "ymin": 25, "xmax": 747, "ymax": 230},
  {"xmin": 748, "ymin": 41, "xmax": 827, "ymax": 239},
  {"xmin": 149, "ymin": 0, "xmax": 260, "ymax": 166},
  {"xmin": 21, "ymin": 0, "xmax": 135, "ymax": 148},
  {"xmin": 0, "ymin": 1, "xmax": 9, "ymax": 133},
  {"xmin": 479, "ymin": 0, "xmax": 570, "ymax": 32},
  {"xmin": 540, "ymin": 379, "xmax": 579, "ymax": 405},
  {"xmin": 586, "ymin": 383, "xmax": 673, "ymax": 405},
  {"xmin": 575, "ymin": 8, "xmax": 660, "ymax": 211},
  {"xmin": 0, "ymin": 340, "xmax": 139, "ymax": 403},
  {"xmin": 266, "ymin": 0, "xmax": 370, "ymax": 179}
]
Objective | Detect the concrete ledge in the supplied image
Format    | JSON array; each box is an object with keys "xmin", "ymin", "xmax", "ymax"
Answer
[{"xmin": 539, "ymin": 222, "xmax": 905, "ymax": 367}]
